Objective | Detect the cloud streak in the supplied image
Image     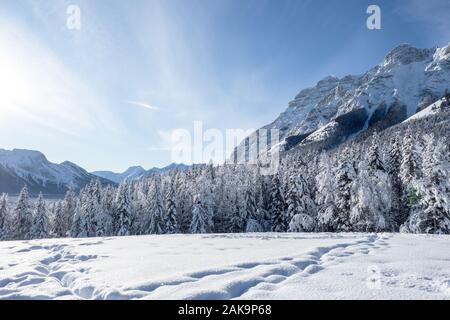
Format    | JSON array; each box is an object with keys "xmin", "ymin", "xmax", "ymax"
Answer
[{"xmin": 126, "ymin": 101, "xmax": 160, "ymax": 111}]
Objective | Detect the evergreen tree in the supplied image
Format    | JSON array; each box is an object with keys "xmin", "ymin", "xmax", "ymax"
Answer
[
  {"xmin": 164, "ymin": 179, "xmax": 179, "ymax": 234},
  {"xmin": 54, "ymin": 185, "xmax": 77, "ymax": 237},
  {"xmin": 285, "ymin": 174, "xmax": 301, "ymax": 222},
  {"xmin": 200, "ymin": 167, "xmax": 216, "ymax": 233},
  {"xmin": 400, "ymin": 134, "xmax": 418, "ymax": 187},
  {"xmin": 13, "ymin": 186, "xmax": 33, "ymax": 240},
  {"xmin": 92, "ymin": 179, "xmax": 110, "ymax": 237},
  {"xmin": 0, "ymin": 194, "xmax": 8, "ymax": 239},
  {"xmin": 64, "ymin": 185, "xmax": 77, "ymax": 229},
  {"xmin": 255, "ymin": 168, "xmax": 271, "ymax": 231},
  {"xmin": 175, "ymin": 172, "xmax": 193, "ymax": 233},
  {"xmin": 77, "ymin": 181, "xmax": 98, "ymax": 237},
  {"xmin": 102, "ymin": 184, "xmax": 116, "ymax": 234},
  {"xmin": 70, "ymin": 201, "xmax": 83, "ymax": 238},
  {"xmin": 334, "ymin": 149, "xmax": 355, "ymax": 231},
  {"xmin": 368, "ymin": 133, "xmax": 384, "ymax": 172},
  {"xmin": 190, "ymin": 195, "xmax": 207, "ymax": 234},
  {"xmin": 316, "ymin": 153, "xmax": 338, "ymax": 231},
  {"xmin": 30, "ymin": 193, "xmax": 49, "ymax": 239},
  {"xmin": 230, "ymin": 191, "xmax": 245, "ymax": 232},
  {"xmin": 350, "ymin": 160, "xmax": 392, "ymax": 232},
  {"xmin": 115, "ymin": 180, "xmax": 134, "ymax": 236},
  {"xmin": 53, "ymin": 200, "xmax": 66, "ymax": 237},
  {"xmin": 387, "ymin": 136, "xmax": 407, "ymax": 229},
  {"xmin": 133, "ymin": 180, "xmax": 152, "ymax": 235},
  {"xmin": 286, "ymin": 170, "xmax": 316, "ymax": 232},
  {"xmin": 147, "ymin": 177, "xmax": 166, "ymax": 234},
  {"xmin": 269, "ymin": 174, "xmax": 286, "ymax": 232},
  {"xmin": 245, "ymin": 188, "xmax": 263, "ymax": 232},
  {"xmin": 214, "ymin": 174, "xmax": 229, "ymax": 233}
]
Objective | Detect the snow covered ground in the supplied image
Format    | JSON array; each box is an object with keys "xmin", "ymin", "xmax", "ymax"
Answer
[
  {"xmin": 0, "ymin": 233, "xmax": 449, "ymax": 300},
  {"xmin": 403, "ymin": 98, "xmax": 444, "ymax": 123}
]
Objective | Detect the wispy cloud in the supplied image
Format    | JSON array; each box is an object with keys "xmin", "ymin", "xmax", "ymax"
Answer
[{"xmin": 126, "ymin": 101, "xmax": 160, "ymax": 111}]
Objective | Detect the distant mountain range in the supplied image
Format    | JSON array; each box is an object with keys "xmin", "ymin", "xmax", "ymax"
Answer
[
  {"xmin": 92, "ymin": 163, "xmax": 189, "ymax": 184},
  {"xmin": 235, "ymin": 43, "xmax": 450, "ymax": 160},
  {"xmin": 0, "ymin": 148, "xmax": 188, "ymax": 195}
]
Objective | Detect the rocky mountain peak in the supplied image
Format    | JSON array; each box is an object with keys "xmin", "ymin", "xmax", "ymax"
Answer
[
  {"xmin": 317, "ymin": 75, "xmax": 339, "ymax": 86},
  {"xmin": 381, "ymin": 43, "xmax": 434, "ymax": 67}
]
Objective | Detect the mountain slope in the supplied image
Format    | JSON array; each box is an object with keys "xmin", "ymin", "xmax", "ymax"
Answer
[
  {"xmin": 0, "ymin": 149, "xmax": 114, "ymax": 195},
  {"xmin": 236, "ymin": 43, "xmax": 450, "ymax": 160},
  {"xmin": 403, "ymin": 97, "xmax": 448, "ymax": 123}
]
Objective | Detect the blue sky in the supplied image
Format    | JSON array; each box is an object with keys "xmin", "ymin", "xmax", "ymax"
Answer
[{"xmin": 0, "ymin": 0, "xmax": 449, "ymax": 172}]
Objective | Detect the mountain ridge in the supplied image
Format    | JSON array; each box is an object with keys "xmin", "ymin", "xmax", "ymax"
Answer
[{"xmin": 92, "ymin": 163, "xmax": 189, "ymax": 183}]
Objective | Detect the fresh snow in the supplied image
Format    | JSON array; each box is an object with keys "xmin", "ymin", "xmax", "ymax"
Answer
[
  {"xmin": 302, "ymin": 121, "xmax": 339, "ymax": 144},
  {"xmin": 403, "ymin": 98, "xmax": 445, "ymax": 123},
  {"xmin": 0, "ymin": 233, "xmax": 449, "ymax": 300}
]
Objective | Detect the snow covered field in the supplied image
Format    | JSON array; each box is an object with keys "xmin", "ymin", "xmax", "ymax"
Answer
[{"xmin": 0, "ymin": 233, "xmax": 449, "ymax": 300}]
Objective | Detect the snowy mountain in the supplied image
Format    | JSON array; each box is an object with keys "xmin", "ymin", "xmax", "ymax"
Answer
[
  {"xmin": 0, "ymin": 147, "xmax": 188, "ymax": 194},
  {"xmin": 92, "ymin": 163, "xmax": 189, "ymax": 183},
  {"xmin": 92, "ymin": 166, "xmax": 147, "ymax": 184},
  {"xmin": 143, "ymin": 163, "xmax": 190, "ymax": 177},
  {"xmin": 0, "ymin": 149, "xmax": 114, "ymax": 195},
  {"xmin": 236, "ymin": 43, "xmax": 450, "ymax": 159}
]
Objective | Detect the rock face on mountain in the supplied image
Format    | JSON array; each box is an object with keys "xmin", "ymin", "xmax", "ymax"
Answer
[
  {"xmin": 236, "ymin": 43, "xmax": 450, "ymax": 159},
  {"xmin": 0, "ymin": 149, "xmax": 114, "ymax": 195}
]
